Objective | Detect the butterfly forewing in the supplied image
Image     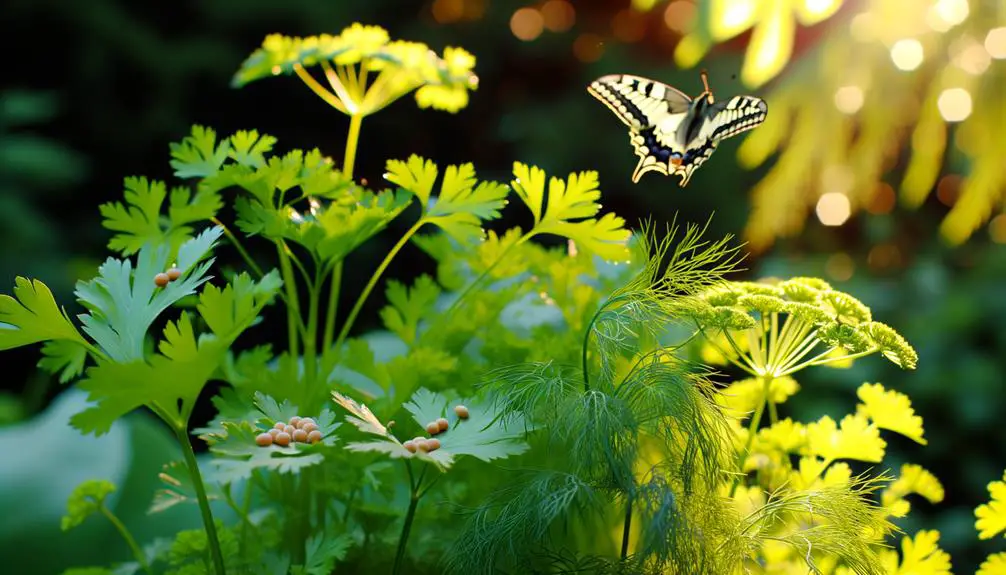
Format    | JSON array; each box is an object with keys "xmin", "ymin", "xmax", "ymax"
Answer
[
  {"xmin": 701, "ymin": 95, "xmax": 768, "ymax": 142},
  {"xmin": 587, "ymin": 74, "xmax": 692, "ymax": 130}
]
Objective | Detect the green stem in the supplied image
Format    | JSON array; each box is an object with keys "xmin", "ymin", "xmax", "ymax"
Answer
[
  {"xmin": 334, "ymin": 219, "xmax": 425, "ymax": 351},
  {"xmin": 212, "ymin": 217, "xmax": 264, "ymax": 278},
  {"xmin": 778, "ymin": 347, "xmax": 877, "ymax": 377},
  {"xmin": 393, "ymin": 462, "xmax": 426, "ymax": 575},
  {"xmin": 323, "ymin": 261, "xmax": 343, "ymax": 352},
  {"xmin": 99, "ymin": 506, "xmax": 152, "ymax": 575},
  {"xmin": 176, "ymin": 426, "xmax": 227, "ymax": 575},
  {"xmin": 277, "ymin": 244, "xmax": 302, "ymax": 359},
  {"xmin": 728, "ymin": 375, "xmax": 772, "ymax": 498},
  {"xmin": 620, "ymin": 497, "xmax": 633, "ymax": 560},
  {"xmin": 304, "ymin": 269, "xmax": 322, "ymax": 386},
  {"xmin": 344, "ymin": 114, "xmax": 363, "ymax": 179}
]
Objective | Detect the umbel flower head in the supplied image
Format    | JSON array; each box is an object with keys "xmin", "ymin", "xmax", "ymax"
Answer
[
  {"xmin": 233, "ymin": 23, "xmax": 478, "ymax": 116},
  {"xmin": 691, "ymin": 277, "xmax": 917, "ymax": 378}
]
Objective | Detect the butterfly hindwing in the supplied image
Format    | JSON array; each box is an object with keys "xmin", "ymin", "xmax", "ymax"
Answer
[{"xmin": 588, "ymin": 73, "xmax": 767, "ymax": 187}]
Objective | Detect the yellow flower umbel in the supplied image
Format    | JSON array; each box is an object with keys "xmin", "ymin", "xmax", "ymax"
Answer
[
  {"xmin": 232, "ymin": 23, "xmax": 478, "ymax": 178},
  {"xmin": 975, "ymin": 469, "xmax": 1006, "ymax": 575}
]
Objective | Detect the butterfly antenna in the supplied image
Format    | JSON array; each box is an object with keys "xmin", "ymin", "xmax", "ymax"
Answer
[{"xmin": 700, "ymin": 69, "xmax": 714, "ymax": 104}]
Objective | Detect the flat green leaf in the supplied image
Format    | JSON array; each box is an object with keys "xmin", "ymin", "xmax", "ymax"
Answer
[
  {"xmin": 202, "ymin": 422, "xmax": 327, "ymax": 483},
  {"xmin": 228, "ymin": 130, "xmax": 277, "ymax": 169},
  {"xmin": 169, "ymin": 125, "xmax": 231, "ymax": 179},
  {"xmin": 426, "ymin": 163, "xmax": 509, "ymax": 242},
  {"xmin": 314, "ymin": 188, "xmax": 411, "ymax": 262},
  {"xmin": 38, "ymin": 339, "xmax": 89, "ymax": 383},
  {"xmin": 379, "ymin": 275, "xmax": 441, "ymax": 345},
  {"xmin": 403, "ymin": 388, "xmax": 529, "ymax": 465},
  {"xmin": 75, "ymin": 228, "xmax": 222, "ymax": 363},
  {"xmin": 385, "ymin": 155, "xmax": 437, "ymax": 207},
  {"xmin": 298, "ymin": 533, "xmax": 353, "ymax": 575},
  {"xmin": 0, "ymin": 277, "xmax": 88, "ymax": 351},
  {"xmin": 511, "ymin": 163, "xmax": 631, "ymax": 261}
]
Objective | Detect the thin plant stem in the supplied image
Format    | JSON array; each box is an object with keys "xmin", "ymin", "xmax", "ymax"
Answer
[
  {"xmin": 343, "ymin": 114, "xmax": 364, "ymax": 179},
  {"xmin": 294, "ymin": 64, "xmax": 348, "ymax": 113},
  {"xmin": 728, "ymin": 375, "xmax": 772, "ymax": 498},
  {"xmin": 620, "ymin": 497, "xmax": 633, "ymax": 560},
  {"xmin": 334, "ymin": 219, "xmax": 426, "ymax": 351},
  {"xmin": 778, "ymin": 347, "xmax": 877, "ymax": 377},
  {"xmin": 276, "ymin": 244, "xmax": 302, "ymax": 359},
  {"xmin": 99, "ymin": 505, "xmax": 153, "ymax": 575},
  {"xmin": 211, "ymin": 218, "xmax": 265, "ymax": 278},
  {"xmin": 303, "ymin": 268, "xmax": 321, "ymax": 385},
  {"xmin": 176, "ymin": 425, "xmax": 227, "ymax": 575},
  {"xmin": 393, "ymin": 461, "xmax": 427, "ymax": 575},
  {"xmin": 323, "ymin": 261, "xmax": 343, "ymax": 352}
]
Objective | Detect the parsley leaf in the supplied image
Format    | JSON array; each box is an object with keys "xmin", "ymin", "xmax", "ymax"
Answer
[
  {"xmin": 169, "ymin": 125, "xmax": 231, "ymax": 179},
  {"xmin": 70, "ymin": 269, "xmax": 281, "ymax": 436},
  {"xmin": 511, "ymin": 162, "xmax": 631, "ymax": 261},
  {"xmin": 74, "ymin": 227, "xmax": 223, "ymax": 363},
  {"xmin": 38, "ymin": 339, "xmax": 89, "ymax": 383},
  {"xmin": 385, "ymin": 155, "xmax": 509, "ymax": 243},
  {"xmin": 0, "ymin": 277, "xmax": 89, "ymax": 351},
  {"xmin": 294, "ymin": 534, "xmax": 353, "ymax": 575},
  {"xmin": 379, "ymin": 275, "xmax": 441, "ymax": 345},
  {"xmin": 99, "ymin": 176, "xmax": 222, "ymax": 256}
]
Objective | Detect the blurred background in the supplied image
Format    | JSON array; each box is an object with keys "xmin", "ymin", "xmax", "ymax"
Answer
[{"xmin": 2, "ymin": 0, "xmax": 1004, "ymax": 572}]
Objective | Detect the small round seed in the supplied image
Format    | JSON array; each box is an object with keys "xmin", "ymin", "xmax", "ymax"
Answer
[
  {"xmin": 307, "ymin": 430, "xmax": 322, "ymax": 444},
  {"xmin": 268, "ymin": 428, "xmax": 280, "ymax": 437},
  {"xmin": 301, "ymin": 422, "xmax": 319, "ymax": 434},
  {"xmin": 255, "ymin": 433, "xmax": 274, "ymax": 446},
  {"xmin": 274, "ymin": 421, "xmax": 286, "ymax": 430},
  {"xmin": 284, "ymin": 425, "xmax": 296, "ymax": 436},
  {"xmin": 299, "ymin": 417, "xmax": 316, "ymax": 428},
  {"xmin": 166, "ymin": 267, "xmax": 181, "ymax": 281},
  {"xmin": 454, "ymin": 405, "xmax": 469, "ymax": 419},
  {"xmin": 274, "ymin": 432, "xmax": 292, "ymax": 446},
  {"xmin": 437, "ymin": 418, "xmax": 449, "ymax": 432},
  {"xmin": 424, "ymin": 438, "xmax": 441, "ymax": 452},
  {"xmin": 293, "ymin": 429, "xmax": 308, "ymax": 443},
  {"xmin": 403, "ymin": 440, "xmax": 417, "ymax": 453},
  {"xmin": 154, "ymin": 273, "xmax": 170, "ymax": 287},
  {"xmin": 426, "ymin": 421, "xmax": 440, "ymax": 435},
  {"xmin": 289, "ymin": 416, "xmax": 302, "ymax": 427}
]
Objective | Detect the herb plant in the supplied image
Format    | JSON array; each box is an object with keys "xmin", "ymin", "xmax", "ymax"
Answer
[{"xmin": 0, "ymin": 21, "xmax": 946, "ymax": 575}]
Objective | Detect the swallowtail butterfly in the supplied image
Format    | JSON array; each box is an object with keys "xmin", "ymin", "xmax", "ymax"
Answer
[{"xmin": 587, "ymin": 71, "xmax": 768, "ymax": 187}]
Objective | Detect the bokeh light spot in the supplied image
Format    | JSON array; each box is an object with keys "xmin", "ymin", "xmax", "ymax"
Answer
[
  {"xmin": 890, "ymin": 39, "xmax": 924, "ymax": 71},
  {"xmin": 816, "ymin": 192, "xmax": 851, "ymax": 226},
  {"xmin": 612, "ymin": 9, "xmax": 647, "ymax": 42},
  {"xmin": 511, "ymin": 8, "xmax": 544, "ymax": 41},
  {"xmin": 664, "ymin": 1, "xmax": 697, "ymax": 34},
  {"xmin": 541, "ymin": 0, "xmax": 575, "ymax": 33},
  {"xmin": 825, "ymin": 253, "xmax": 855, "ymax": 281},
  {"xmin": 932, "ymin": 0, "xmax": 969, "ymax": 27},
  {"xmin": 989, "ymin": 215, "xmax": 1006, "ymax": 244},
  {"xmin": 936, "ymin": 175, "xmax": 962, "ymax": 206},
  {"xmin": 866, "ymin": 183, "xmax": 896, "ymax": 215},
  {"xmin": 833, "ymin": 86, "xmax": 864, "ymax": 114},
  {"xmin": 432, "ymin": 0, "xmax": 464, "ymax": 23},
  {"xmin": 868, "ymin": 243, "xmax": 903, "ymax": 270},
  {"xmin": 986, "ymin": 28, "xmax": 1006, "ymax": 59},
  {"xmin": 937, "ymin": 88, "xmax": 972, "ymax": 122}
]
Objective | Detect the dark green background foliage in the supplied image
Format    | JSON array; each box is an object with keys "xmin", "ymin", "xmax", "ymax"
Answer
[{"xmin": 2, "ymin": 0, "xmax": 1003, "ymax": 572}]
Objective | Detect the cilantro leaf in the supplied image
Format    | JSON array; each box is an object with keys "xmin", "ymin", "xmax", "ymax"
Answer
[
  {"xmin": 169, "ymin": 125, "xmax": 231, "ymax": 179},
  {"xmin": 403, "ymin": 388, "xmax": 529, "ymax": 464},
  {"xmin": 511, "ymin": 163, "xmax": 631, "ymax": 261},
  {"xmin": 295, "ymin": 534, "xmax": 353, "ymax": 575},
  {"xmin": 0, "ymin": 276, "xmax": 89, "ymax": 351},
  {"xmin": 379, "ymin": 275, "xmax": 441, "ymax": 345},
  {"xmin": 61, "ymin": 479, "xmax": 116, "ymax": 531},
  {"xmin": 228, "ymin": 129, "xmax": 277, "ymax": 169},
  {"xmin": 74, "ymin": 227, "xmax": 222, "ymax": 363},
  {"xmin": 71, "ymin": 269, "xmax": 279, "ymax": 436},
  {"xmin": 149, "ymin": 460, "xmax": 218, "ymax": 514},
  {"xmin": 385, "ymin": 155, "xmax": 509, "ymax": 243},
  {"xmin": 38, "ymin": 339, "xmax": 89, "ymax": 383},
  {"xmin": 99, "ymin": 176, "xmax": 222, "ymax": 256},
  {"xmin": 314, "ymin": 187, "xmax": 412, "ymax": 262},
  {"xmin": 203, "ymin": 422, "xmax": 326, "ymax": 484}
]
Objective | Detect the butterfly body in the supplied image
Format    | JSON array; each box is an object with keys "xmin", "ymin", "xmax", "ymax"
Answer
[{"xmin": 588, "ymin": 73, "xmax": 767, "ymax": 187}]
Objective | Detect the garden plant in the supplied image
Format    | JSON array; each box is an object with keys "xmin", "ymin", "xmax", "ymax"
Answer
[{"xmin": 2, "ymin": 22, "xmax": 1005, "ymax": 575}]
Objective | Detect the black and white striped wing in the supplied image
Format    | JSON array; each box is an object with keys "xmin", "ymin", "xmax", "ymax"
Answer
[{"xmin": 700, "ymin": 95, "xmax": 768, "ymax": 143}]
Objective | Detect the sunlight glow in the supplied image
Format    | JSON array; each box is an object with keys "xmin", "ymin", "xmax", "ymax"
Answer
[
  {"xmin": 890, "ymin": 39, "xmax": 924, "ymax": 71},
  {"xmin": 511, "ymin": 8, "xmax": 544, "ymax": 41},
  {"xmin": 937, "ymin": 88, "xmax": 972, "ymax": 122},
  {"xmin": 711, "ymin": 0, "xmax": 756, "ymax": 40},
  {"xmin": 834, "ymin": 86, "xmax": 864, "ymax": 114},
  {"xmin": 816, "ymin": 193, "xmax": 852, "ymax": 226},
  {"xmin": 932, "ymin": 0, "xmax": 969, "ymax": 27},
  {"xmin": 986, "ymin": 28, "xmax": 1006, "ymax": 59},
  {"xmin": 951, "ymin": 37, "xmax": 991, "ymax": 75}
]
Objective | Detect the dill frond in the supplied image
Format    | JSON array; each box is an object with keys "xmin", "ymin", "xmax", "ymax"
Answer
[{"xmin": 443, "ymin": 471, "xmax": 599, "ymax": 575}]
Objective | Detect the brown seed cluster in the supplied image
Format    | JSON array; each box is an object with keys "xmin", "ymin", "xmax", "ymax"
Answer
[
  {"xmin": 402, "ymin": 405, "xmax": 469, "ymax": 454},
  {"xmin": 255, "ymin": 416, "xmax": 322, "ymax": 447},
  {"xmin": 154, "ymin": 267, "xmax": 183, "ymax": 288}
]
